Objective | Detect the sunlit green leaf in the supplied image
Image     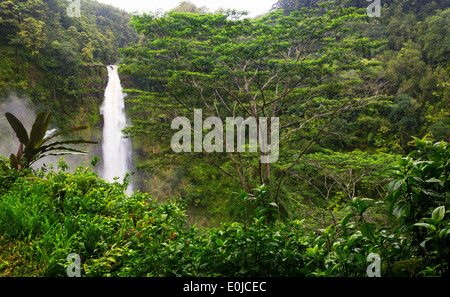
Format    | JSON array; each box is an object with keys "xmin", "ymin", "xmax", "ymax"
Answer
[{"xmin": 431, "ymin": 206, "xmax": 445, "ymax": 222}]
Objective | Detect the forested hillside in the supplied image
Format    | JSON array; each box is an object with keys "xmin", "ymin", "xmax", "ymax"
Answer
[
  {"xmin": 0, "ymin": 0, "xmax": 448, "ymax": 278},
  {"xmin": 0, "ymin": 0, "xmax": 138, "ymax": 131},
  {"xmin": 121, "ymin": 0, "xmax": 449, "ymax": 226}
]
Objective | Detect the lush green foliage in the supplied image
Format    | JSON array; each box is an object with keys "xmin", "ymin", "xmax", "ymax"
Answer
[
  {"xmin": 119, "ymin": 0, "xmax": 449, "ymax": 223},
  {"xmin": 0, "ymin": 0, "xmax": 138, "ymax": 130},
  {"xmin": 384, "ymin": 136, "xmax": 450, "ymax": 275},
  {"xmin": 0, "ymin": 139, "xmax": 448, "ymax": 277},
  {"xmin": 0, "ymin": 0, "xmax": 449, "ymax": 278},
  {"xmin": 121, "ymin": 2, "xmax": 390, "ymax": 219}
]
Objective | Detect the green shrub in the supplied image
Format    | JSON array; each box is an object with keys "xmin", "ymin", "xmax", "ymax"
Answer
[
  {"xmin": 384, "ymin": 137, "xmax": 449, "ymax": 276},
  {"xmin": 0, "ymin": 140, "xmax": 448, "ymax": 277}
]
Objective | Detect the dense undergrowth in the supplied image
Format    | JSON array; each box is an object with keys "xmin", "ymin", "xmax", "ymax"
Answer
[{"xmin": 0, "ymin": 139, "xmax": 448, "ymax": 277}]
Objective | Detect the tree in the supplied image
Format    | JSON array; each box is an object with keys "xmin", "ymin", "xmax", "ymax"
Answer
[
  {"xmin": 12, "ymin": 16, "xmax": 48, "ymax": 56},
  {"xmin": 271, "ymin": 0, "xmax": 320, "ymax": 15},
  {"xmin": 171, "ymin": 1, "xmax": 209, "ymax": 14},
  {"xmin": 385, "ymin": 40, "xmax": 428, "ymax": 97},
  {"xmin": 418, "ymin": 8, "xmax": 450, "ymax": 66},
  {"xmin": 121, "ymin": 3, "xmax": 387, "ymax": 210},
  {"xmin": 288, "ymin": 150, "xmax": 398, "ymax": 226},
  {"xmin": 0, "ymin": 0, "xmax": 20, "ymax": 45},
  {"xmin": 271, "ymin": 0, "xmax": 385, "ymax": 15}
]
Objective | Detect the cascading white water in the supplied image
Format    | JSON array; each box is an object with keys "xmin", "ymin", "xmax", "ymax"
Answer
[{"xmin": 100, "ymin": 65, "xmax": 132, "ymax": 193}]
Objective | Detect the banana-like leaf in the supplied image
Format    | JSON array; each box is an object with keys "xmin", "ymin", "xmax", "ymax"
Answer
[
  {"xmin": 42, "ymin": 152, "xmax": 87, "ymax": 157},
  {"xmin": 45, "ymin": 138, "xmax": 98, "ymax": 147},
  {"xmin": 29, "ymin": 111, "xmax": 52, "ymax": 149},
  {"xmin": 4, "ymin": 111, "xmax": 97, "ymax": 171},
  {"xmin": 27, "ymin": 148, "xmax": 88, "ymax": 166},
  {"xmin": 28, "ymin": 152, "xmax": 87, "ymax": 167},
  {"xmin": 41, "ymin": 126, "xmax": 89, "ymax": 146},
  {"xmin": 36, "ymin": 139, "xmax": 98, "ymax": 155},
  {"xmin": 36, "ymin": 146, "xmax": 88, "ymax": 155},
  {"xmin": 5, "ymin": 112, "xmax": 30, "ymax": 145}
]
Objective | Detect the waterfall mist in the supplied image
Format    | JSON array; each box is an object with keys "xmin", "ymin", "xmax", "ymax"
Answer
[
  {"xmin": 0, "ymin": 95, "xmax": 35, "ymax": 158},
  {"xmin": 100, "ymin": 65, "xmax": 133, "ymax": 193},
  {"xmin": 0, "ymin": 94, "xmax": 86, "ymax": 171}
]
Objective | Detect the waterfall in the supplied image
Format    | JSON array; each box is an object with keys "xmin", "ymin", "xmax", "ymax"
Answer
[{"xmin": 100, "ymin": 65, "xmax": 133, "ymax": 193}]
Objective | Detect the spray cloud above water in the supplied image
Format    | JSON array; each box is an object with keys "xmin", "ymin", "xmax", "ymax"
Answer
[{"xmin": 0, "ymin": 95, "xmax": 36, "ymax": 159}]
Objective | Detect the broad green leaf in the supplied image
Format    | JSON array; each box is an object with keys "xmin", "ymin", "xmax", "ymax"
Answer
[
  {"xmin": 388, "ymin": 178, "xmax": 405, "ymax": 192},
  {"xmin": 425, "ymin": 178, "xmax": 444, "ymax": 186},
  {"xmin": 439, "ymin": 228, "xmax": 448, "ymax": 239},
  {"xmin": 29, "ymin": 111, "xmax": 52, "ymax": 148},
  {"xmin": 414, "ymin": 222, "xmax": 436, "ymax": 231},
  {"xmin": 5, "ymin": 112, "xmax": 29, "ymax": 145},
  {"xmin": 420, "ymin": 237, "xmax": 433, "ymax": 249},
  {"xmin": 424, "ymin": 218, "xmax": 438, "ymax": 225},
  {"xmin": 340, "ymin": 213, "xmax": 355, "ymax": 230},
  {"xmin": 422, "ymin": 189, "xmax": 443, "ymax": 198},
  {"xmin": 431, "ymin": 206, "xmax": 445, "ymax": 222},
  {"xmin": 361, "ymin": 223, "xmax": 376, "ymax": 240},
  {"xmin": 397, "ymin": 158, "xmax": 410, "ymax": 167},
  {"xmin": 414, "ymin": 222, "xmax": 431, "ymax": 228},
  {"xmin": 215, "ymin": 238, "xmax": 224, "ymax": 246}
]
